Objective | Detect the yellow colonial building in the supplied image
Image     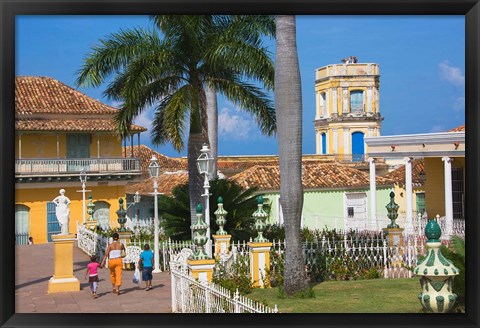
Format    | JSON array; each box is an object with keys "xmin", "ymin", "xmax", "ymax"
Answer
[
  {"xmin": 15, "ymin": 76, "xmax": 146, "ymax": 244},
  {"xmin": 365, "ymin": 125, "xmax": 465, "ymax": 236},
  {"xmin": 314, "ymin": 60, "xmax": 383, "ymax": 161}
]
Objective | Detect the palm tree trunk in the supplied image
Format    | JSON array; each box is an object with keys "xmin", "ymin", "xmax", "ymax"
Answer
[
  {"xmin": 206, "ymin": 85, "xmax": 218, "ymax": 179},
  {"xmin": 275, "ymin": 15, "xmax": 308, "ymax": 295},
  {"xmin": 188, "ymin": 80, "xmax": 209, "ymax": 236}
]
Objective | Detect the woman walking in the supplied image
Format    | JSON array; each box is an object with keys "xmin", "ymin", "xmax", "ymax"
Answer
[
  {"xmin": 139, "ymin": 244, "xmax": 154, "ymax": 291},
  {"xmin": 101, "ymin": 232, "xmax": 126, "ymax": 295}
]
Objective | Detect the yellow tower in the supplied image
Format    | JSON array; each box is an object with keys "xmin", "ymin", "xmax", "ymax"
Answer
[{"xmin": 314, "ymin": 58, "xmax": 383, "ymax": 162}]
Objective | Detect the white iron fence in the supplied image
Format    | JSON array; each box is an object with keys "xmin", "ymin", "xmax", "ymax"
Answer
[
  {"xmin": 170, "ymin": 260, "xmax": 278, "ymax": 313},
  {"xmin": 16, "ymin": 157, "xmax": 140, "ymax": 175},
  {"xmin": 77, "ymin": 224, "xmax": 193, "ymax": 271},
  {"xmin": 77, "ymin": 216, "xmax": 464, "ymax": 280}
]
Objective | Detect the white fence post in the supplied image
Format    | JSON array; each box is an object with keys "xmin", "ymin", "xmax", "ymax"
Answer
[
  {"xmin": 171, "ymin": 268, "xmax": 177, "ymax": 312},
  {"xmin": 234, "ymin": 289, "xmax": 240, "ymax": 313}
]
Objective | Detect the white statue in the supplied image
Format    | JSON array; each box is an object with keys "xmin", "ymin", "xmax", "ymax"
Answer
[{"xmin": 52, "ymin": 189, "xmax": 71, "ymax": 235}]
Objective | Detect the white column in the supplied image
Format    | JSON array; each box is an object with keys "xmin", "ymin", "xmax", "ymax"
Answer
[
  {"xmin": 325, "ymin": 131, "xmax": 329, "ymax": 154},
  {"xmin": 315, "ymin": 92, "xmax": 321, "ymax": 120},
  {"xmin": 82, "ymin": 181, "xmax": 86, "ymax": 224},
  {"xmin": 442, "ymin": 157, "xmax": 454, "ymax": 237},
  {"xmin": 368, "ymin": 157, "xmax": 377, "ymax": 231},
  {"xmin": 367, "ymin": 87, "xmax": 373, "ymax": 114},
  {"xmin": 343, "ymin": 128, "xmax": 350, "ymax": 157},
  {"xmin": 56, "ymin": 134, "xmax": 60, "ymax": 159},
  {"xmin": 316, "ymin": 131, "xmax": 321, "ymax": 154},
  {"xmin": 18, "ymin": 133, "xmax": 22, "ymax": 159},
  {"xmin": 153, "ymin": 179, "xmax": 161, "ymax": 273},
  {"xmin": 342, "ymin": 88, "xmax": 349, "ymax": 114},
  {"xmin": 202, "ymin": 174, "xmax": 212, "ymax": 258},
  {"xmin": 324, "ymin": 89, "xmax": 329, "ymax": 118},
  {"xmin": 375, "ymin": 87, "xmax": 380, "ymax": 114},
  {"xmin": 97, "ymin": 134, "xmax": 100, "ymax": 158},
  {"xmin": 404, "ymin": 157, "xmax": 414, "ymax": 235},
  {"xmin": 332, "ymin": 88, "xmax": 338, "ymax": 115},
  {"xmin": 333, "ymin": 129, "xmax": 338, "ymax": 154}
]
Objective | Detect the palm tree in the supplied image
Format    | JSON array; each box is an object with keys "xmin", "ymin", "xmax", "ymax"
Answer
[
  {"xmin": 274, "ymin": 15, "xmax": 309, "ymax": 295},
  {"xmin": 206, "ymin": 16, "xmax": 276, "ymax": 179},
  {"xmin": 76, "ymin": 15, "xmax": 276, "ymax": 227},
  {"xmin": 159, "ymin": 179, "xmax": 268, "ymax": 241}
]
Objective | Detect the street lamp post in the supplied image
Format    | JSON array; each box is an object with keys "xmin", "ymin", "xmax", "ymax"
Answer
[
  {"xmin": 148, "ymin": 155, "xmax": 161, "ymax": 273},
  {"xmin": 196, "ymin": 144, "xmax": 215, "ymax": 258},
  {"xmin": 79, "ymin": 171, "xmax": 88, "ymax": 225}
]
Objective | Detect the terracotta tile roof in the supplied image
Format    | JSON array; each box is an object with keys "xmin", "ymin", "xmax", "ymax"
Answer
[
  {"xmin": 123, "ymin": 145, "xmax": 187, "ymax": 172},
  {"xmin": 15, "ymin": 76, "xmax": 147, "ymax": 133},
  {"xmin": 448, "ymin": 125, "xmax": 465, "ymax": 132},
  {"xmin": 16, "ymin": 119, "xmax": 145, "ymax": 132},
  {"xmin": 16, "ymin": 76, "xmax": 119, "ymax": 115},
  {"xmin": 124, "ymin": 145, "xmax": 392, "ymax": 195},
  {"xmin": 383, "ymin": 159, "xmax": 425, "ymax": 188},
  {"xmin": 230, "ymin": 163, "xmax": 394, "ymax": 191},
  {"xmin": 125, "ymin": 172, "xmax": 189, "ymax": 197},
  {"xmin": 217, "ymin": 155, "xmax": 336, "ymax": 177}
]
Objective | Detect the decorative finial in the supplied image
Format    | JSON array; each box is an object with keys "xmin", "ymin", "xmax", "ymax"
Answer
[
  {"xmin": 424, "ymin": 217, "xmax": 442, "ymax": 242},
  {"xmin": 196, "ymin": 203, "xmax": 203, "ymax": 214}
]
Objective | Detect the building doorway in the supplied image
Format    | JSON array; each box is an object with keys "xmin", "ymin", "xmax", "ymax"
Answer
[
  {"xmin": 345, "ymin": 192, "xmax": 367, "ymax": 230},
  {"xmin": 15, "ymin": 204, "xmax": 30, "ymax": 245}
]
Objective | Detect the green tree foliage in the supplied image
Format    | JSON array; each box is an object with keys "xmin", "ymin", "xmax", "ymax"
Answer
[
  {"xmin": 75, "ymin": 15, "xmax": 276, "ymax": 228},
  {"xmin": 159, "ymin": 179, "xmax": 269, "ymax": 241}
]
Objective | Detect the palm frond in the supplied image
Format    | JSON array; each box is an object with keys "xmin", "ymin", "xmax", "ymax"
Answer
[
  {"xmin": 76, "ymin": 27, "xmax": 161, "ymax": 88},
  {"xmin": 213, "ymin": 78, "xmax": 276, "ymax": 136}
]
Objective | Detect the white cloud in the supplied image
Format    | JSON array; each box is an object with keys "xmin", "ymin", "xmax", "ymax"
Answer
[
  {"xmin": 218, "ymin": 107, "xmax": 255, "ymax": 140},
  {"xmin": 110, "ymin": 100, "xmax": 124, "ymax": 109},
  {"xmin": 438, "ymin": 61, "xmax": 465, "ymax": 87},
  {"xmin": 110, "ymin": 100, "xmax": 153, "ymax": 131},
  {"xmin": 430, "ymin": 124, "xmax": 445, "ymax": 133},
  {"xmin": 133, "ymin": 110, "xmax": 153, "ymax": 131}
]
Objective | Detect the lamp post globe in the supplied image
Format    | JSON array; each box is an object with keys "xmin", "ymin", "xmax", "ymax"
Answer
[
  {"xmin": 196, "ymin": 144, "xmax": 215, "ymax": 258},
  {"xmin": 149, "ymin": 155, "xmax": 161, "ymax": 273}
]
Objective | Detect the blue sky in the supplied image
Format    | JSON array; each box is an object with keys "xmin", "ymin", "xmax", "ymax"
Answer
[{"xmin": 16, "ymin": 15, "xmax": 465, "ymax": 158}]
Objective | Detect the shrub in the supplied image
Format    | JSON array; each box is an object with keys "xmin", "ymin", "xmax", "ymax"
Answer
[
  {"xmin": 266, "ymin": 250, "xmax": 285, "ymax": 287},
  {"xmin": 213, "ymin": 255, "xmax": 253, "ymax": 295}
]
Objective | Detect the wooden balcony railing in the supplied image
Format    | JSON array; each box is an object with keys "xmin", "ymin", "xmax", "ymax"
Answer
[{"xmin": 15, "ymin": 158, "xmax": 141, "ymax": 175}]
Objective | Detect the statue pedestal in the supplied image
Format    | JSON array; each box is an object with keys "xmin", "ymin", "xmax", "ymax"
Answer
[
  {"xmin": 212, "ymin": 234, "xmax": 231, "ymax": 259},
  {"xmin": 382, "ymin": 228, "xmax": 404, "ymax": 247},
  {"xmin": 248, "ymin": 242, "xmax": 272, "ymax": 288},
  {"xmin": 187, "ymin": 259, "xmax": 216, "ymax": 283},
  {"xmin": 382, "ymin": 228, "xmax": 405, "ymax": 266},
  {"xmin": 47, "ymin": 234, "xmax": 80, "ymax": 293}
]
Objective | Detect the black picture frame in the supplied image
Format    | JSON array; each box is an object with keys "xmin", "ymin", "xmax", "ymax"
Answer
[{"xmin": 1, "ymin": 1, "xmax": 478, "ymax": 327}]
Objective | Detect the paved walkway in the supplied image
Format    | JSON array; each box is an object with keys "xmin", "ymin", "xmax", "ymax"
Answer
[{"xmin": 15, "ymin": 243, "xmax": 172, "ymax": 313}]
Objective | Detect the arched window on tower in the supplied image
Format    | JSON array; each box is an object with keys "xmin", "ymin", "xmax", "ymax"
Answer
[
  {"xmin": 321, "ymin": 92, "xmax": 327, "ymax": 117},
  {"xmin": 351, "ymin": 131, "xmax": 365, "ymax": 162},
  {"xmin": 350, "ymin": 90, "xmax": 364, "ymax": 115}
]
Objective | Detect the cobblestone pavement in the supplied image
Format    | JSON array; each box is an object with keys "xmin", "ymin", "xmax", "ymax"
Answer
[{"xmin": 15, "ymin": 243, "xmax": 172, "ymax": 313}]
